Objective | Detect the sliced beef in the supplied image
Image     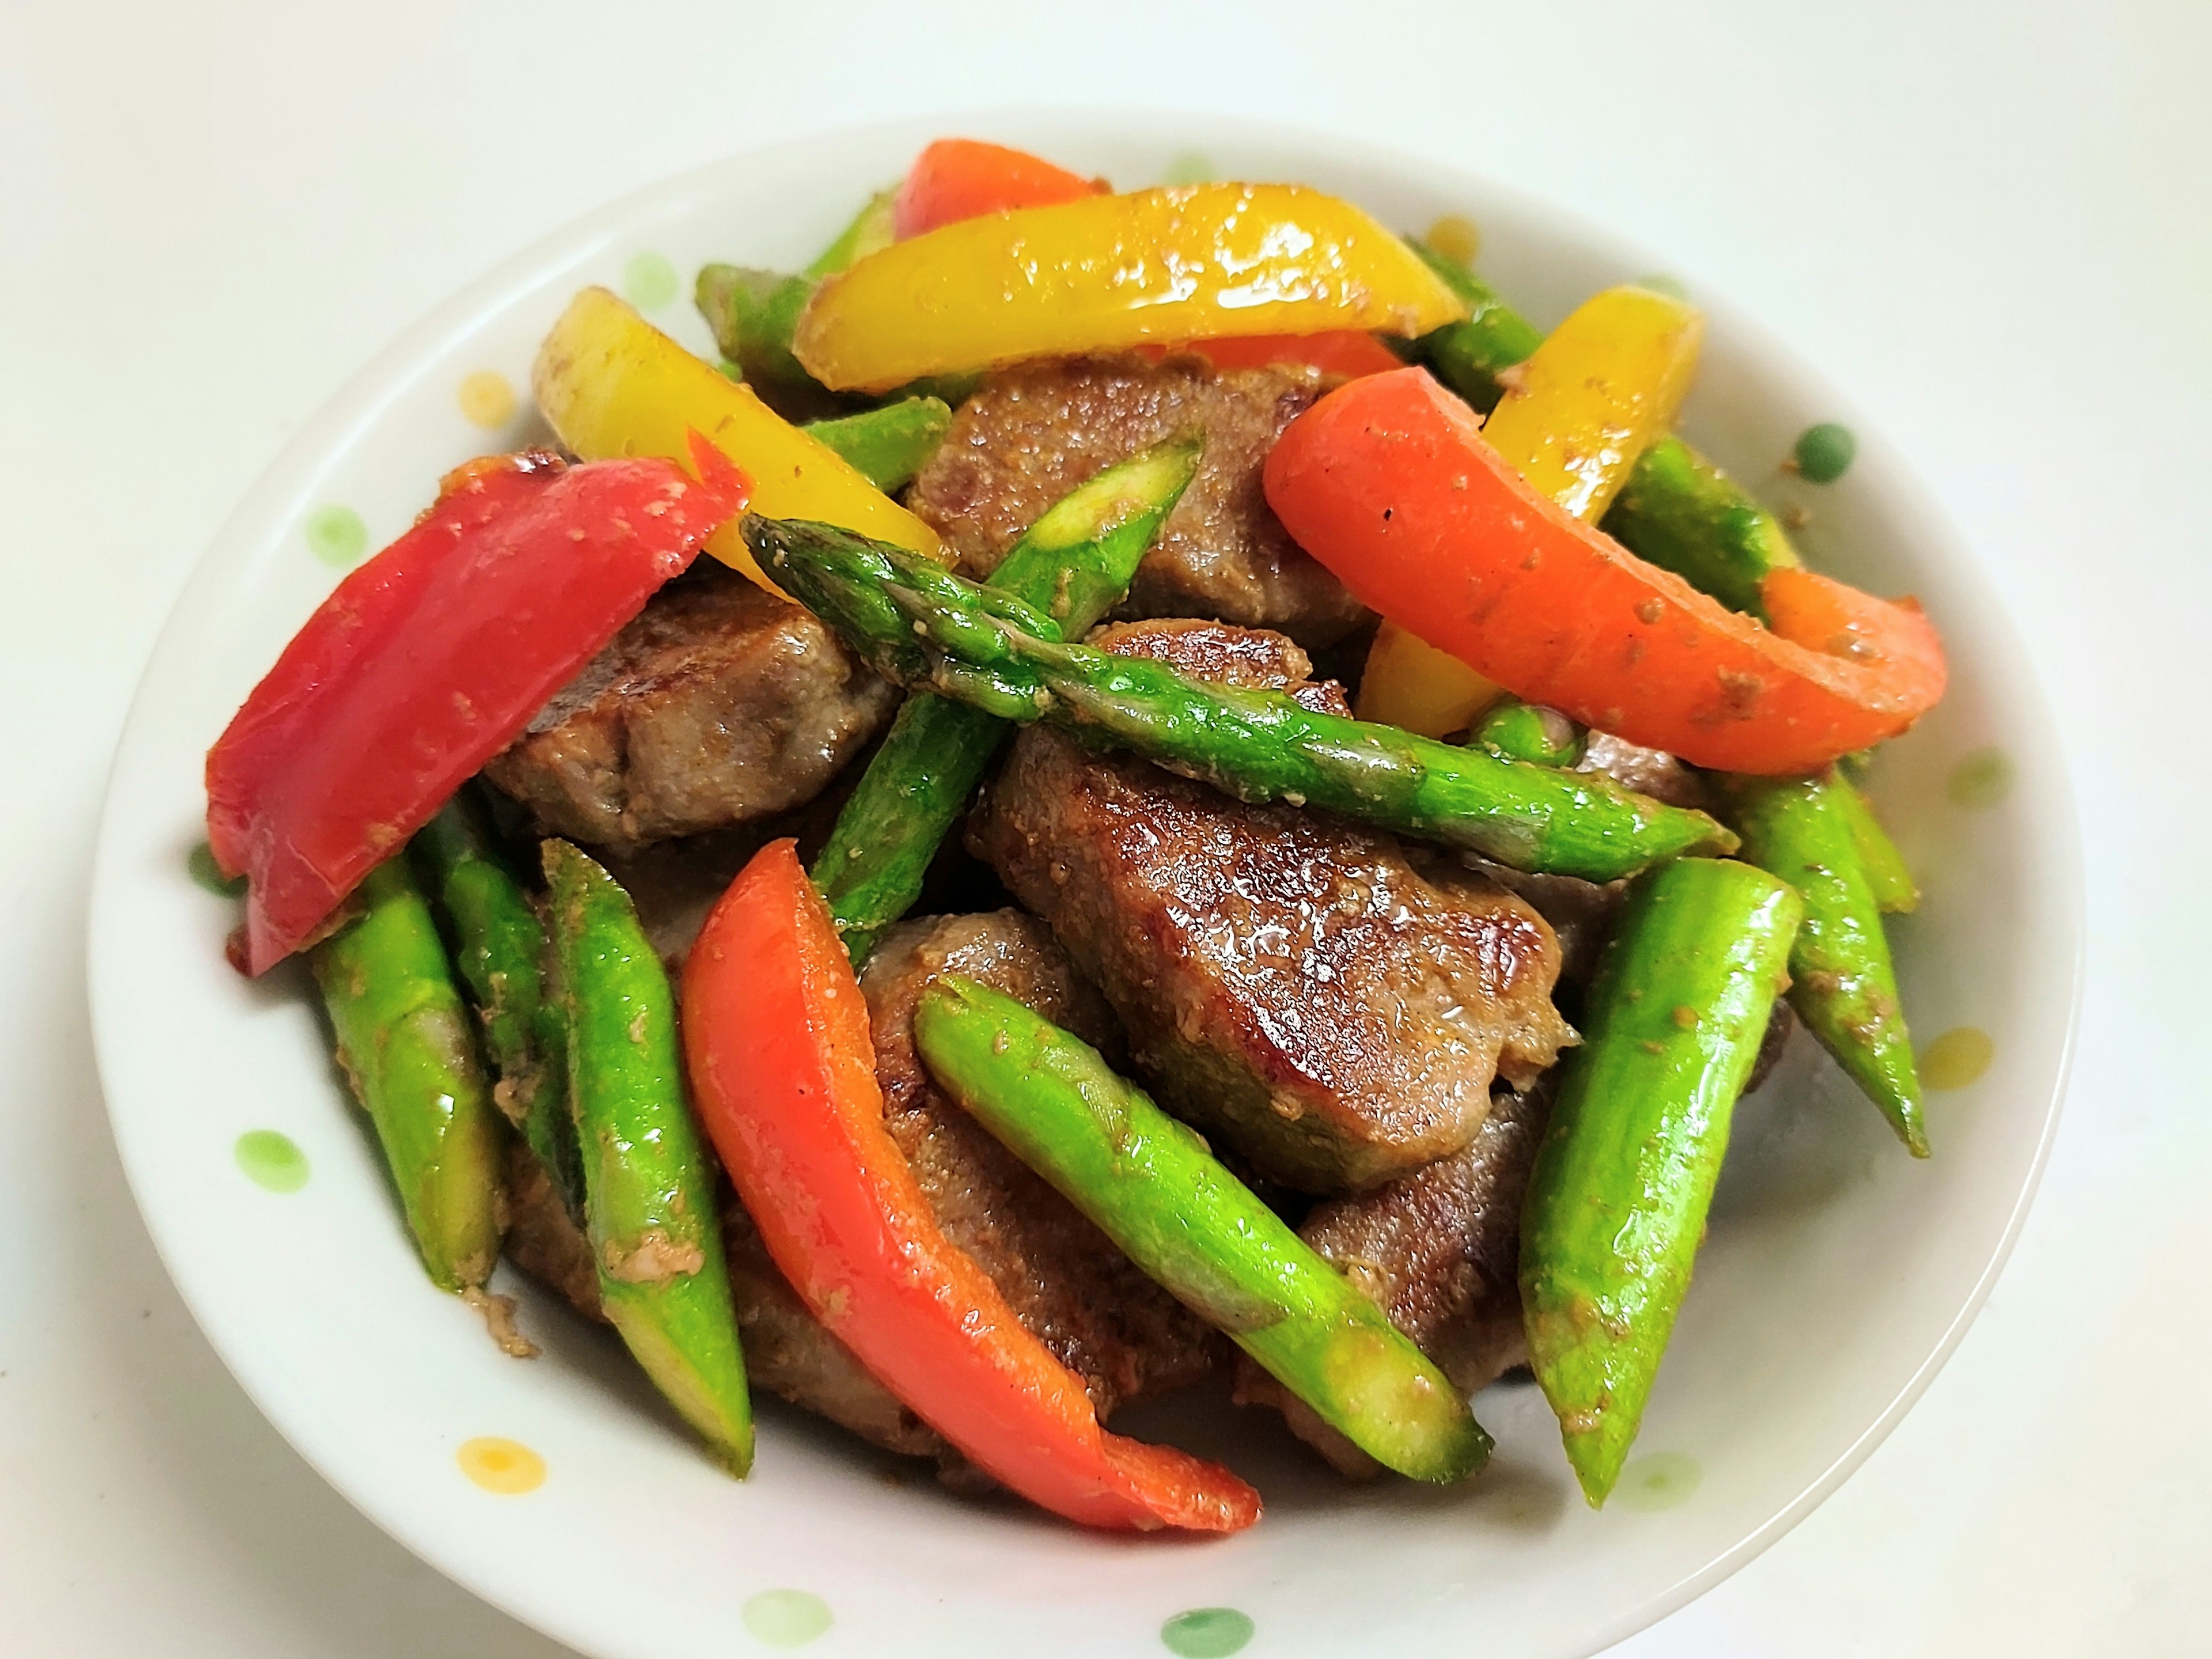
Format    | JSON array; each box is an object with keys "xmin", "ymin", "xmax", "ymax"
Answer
[
  {"xmin": 967, "ymin": 619, "xmax": 1575, "ymax": 1195},
  {"xmin": 906, "ymin": 354, "xmax": 1368, "ymax": 647},
  {"xmin": 1575, "ymin": 730, "xmax": 1709, "ymax": 810},
  {"xmin": 483, "ymin": 560, "xmax": 896, "ymax": 849},
  {"xmin": 860, "ymin": 911, "xmax": 1221, "ymax": 1418},
  {"xmin": 1234, "ymin": 1082, "xmax": 1550, "ymax": 1476}
]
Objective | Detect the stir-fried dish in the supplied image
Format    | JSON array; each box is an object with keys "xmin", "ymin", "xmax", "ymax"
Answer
[{"xmin": 203, "ymin": 138, "xmax": 1948, "ymax": 1532}]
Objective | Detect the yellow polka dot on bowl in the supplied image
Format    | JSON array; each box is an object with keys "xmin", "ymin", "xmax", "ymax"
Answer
[
  {"xmin": 457, "ymin": 1436, "xmax": 546, "ymax": 1494},
  {"xmin": 458, "ymin": 370, "xmax": 517, "ymax": 429}
]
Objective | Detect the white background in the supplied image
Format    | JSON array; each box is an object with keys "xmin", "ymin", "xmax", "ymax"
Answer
[{"xmin": 3, "ymin": 2, "xmax": 2206, "ymax": 1654}]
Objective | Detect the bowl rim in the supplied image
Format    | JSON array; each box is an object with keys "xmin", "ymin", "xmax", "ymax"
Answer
[{"xmin": 86, "ymin": 105, "xmax": 2085, "ymax": 1659}]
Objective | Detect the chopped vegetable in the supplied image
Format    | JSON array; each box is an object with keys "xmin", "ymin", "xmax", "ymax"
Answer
[
  {"xmin": 891, "ymin": 138, "xmax": 1105, "ymax": 239},
  {"xmin": 1397, "ymin": 240, "xmax": 1546, "ymax": 413},
  {"xmin": 310, "ymin": 858, "xmax": 507, "ymax": 1292},
  {"xmin": 206, "ymin": 443, "xmax": 747, "ymax": 972},
  {"xmin": 680, "ymin": 840, "xmax": 1260, "ymax": 1532},
  {"xmin": 411, "ymin": 794, "xmax": 582, "ymax": 1225},
  {"xmin": 1835, "ymin": 778, "xmax": 1920, "ymax": 913},
  {"xmin": 792, "ymin": 183, "xmax": 1468, "ymax": 393},
  {"xmin": 801, "ymin": 397, "xmax": 953, "ymax": 493},
  {"xmin": 544, "ymin": 839, "xmax": 753, "ymax": 1474},
  {"xmin": 1722, "ymin": 775, "xmax": 1928, "ymax": 1155},
  {"xmin": 1358, "ymin": 286, "xmax": 1704, "ymax": 737},
  {"xmin": 693, "ymin": 265, "xmax": 827, "ymax": 417},
  {"xmin": 746, "ymin": 515, "xmax": 1737, "ymax": 881},
  {"xmin": 533, "ymin": 286, "xmax": 939, "ymax": 594},
  {"xmin": 914, "ymin": 976, "xmax": 1493, "ymax": 1484},
  {"xmin": 1264, "ymin": 367, "xmax": 1948, "ymax": 773},
  {"xmin": 1601, "ymin": 434, "xmax": 1801, "ymax": 619},
  {"xmin": 806, "ymin": 189, "xmax": 897, "ymax": 278},
  {"xmin": 1520, "ymin": 857, "xmax": 1802, "ymax": 1503},
  {"xmin": 1473, "ymin": 698, "xmax": 1584, "ymax": 768},
  {"xmin": 1144, "ymin": 330, "xmax": 1407, "ymax": 379},
  {"xmin": 811, "ymin": 434, "xmax": 1202, "ymax": 962}
]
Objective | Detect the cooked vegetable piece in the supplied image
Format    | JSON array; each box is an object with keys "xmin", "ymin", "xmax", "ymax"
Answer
[
  {"xmin": 792, "ymin": 183, "xmax": 1467, "ymax": 393},
  {"xmin": 1397, "ymin": 240, "xmax": 1546, "ymax": 412},
  {"xmin": 1264, "ymin": 368, "xmax": 1948, "ymax": 774},
  {"xmin": 747, "ymin": 516, "xmax": 1736, "ymax": 881},
  {"xmin": 411, "ymin": 794, "xmax": 582, "ymax": 1226},
  {"xmin": 1473, "ymin": 698, "xmax": 1584, "ymax": 768},
  {"xmin": 694, "ymin": 265, "xmax": 824, "ymax": 416},
  {"xmin": 801, "ymin": 397, "xmax": 953, "ymax": 493},
  {"xmin": 1722, "ymin": 774, "xmax": 1927, "ymax": 1154},
  {"xmin": 310, "ymin": 858, "xmax": 506, "ymax": 1293},
  {"xmin": 1357, "ymin": 286, "xmax": 1704, "ymax": 737},
  {"xmin": 914, "ymin": 976, "xmax": 1493, "ymax": 1483},
  {"xmin": 806, "ymin": 189, "xmax": 897, "ymax": 278},
  {"xmin": 543, "ymin": 839, "xmax": 753, "ymax": 1474},
  {"xmin": 1835, "ymin": 777, "xmax": 1919, "ymax": 913},
  {"xmin": 1601, "ymin": 434, "xmax": 1801, "ymax": 619},
  {"xmin": 892, "ymin": 138, "xmax": 1106, "ymax": 239},
  {"xmin": 1146, "ymin": 331, "xmax": 1406, "ymax": 379},
  {"xmin": 533, "ymin": 286, "xmax": 940, "ymax": 595},
  {"xmin": 207, "ymin": 444, "xmax": 747, "ymax": 972},
  {"xmin": 811, "ymin": 434, "xmax": 1202, "ymax": 962},
  {"xmin": 680, "ymin": 839, "xmax": 1260, "ymax": 1532},
  {"xmin": 1520, "ymin": 857, "xmax": 1802, "ymax": 1504}
]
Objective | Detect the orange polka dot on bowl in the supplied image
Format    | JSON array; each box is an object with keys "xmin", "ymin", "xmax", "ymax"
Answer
[{"xmin": 457, "ymin": 370, "xmax": 517, "ymax": 429}]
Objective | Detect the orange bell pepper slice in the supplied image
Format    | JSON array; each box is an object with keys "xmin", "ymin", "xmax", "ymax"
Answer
[
  {"xmin": 891, "ymin": 138, "xmax": 1107, "ymax": 240},
  {"xmin": 1263, "ymin": 368, "xmax": 1946, "ymax": 774},
  {"xmin": 680, "ymin": 840, "xmax": 1261, "ymax": 1533}
]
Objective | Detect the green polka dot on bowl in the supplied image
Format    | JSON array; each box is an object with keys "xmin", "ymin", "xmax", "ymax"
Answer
[
  {"xmin": 1161, "ymin": 1607, "xmax": 1254, "ymax": 1657},
  {"xmin": 305, "ymin": 504, "xmax": 369, "ymax": 567},
  {"xmin": 742, "ymin": 1588, "xmax": 832, "ymax": 1648},
  {"xmin": 622, "ymin": 251, "xmax": 680, "ymax": 312}
]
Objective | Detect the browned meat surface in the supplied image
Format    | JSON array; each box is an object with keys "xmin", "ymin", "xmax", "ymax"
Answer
[
  {"xmin": 483, "ymin": 560, "xmax": 896, "ymax": 849},
  {"xmin": 1576, "ymin": 730, "xmax": 1710, "ymax": 810},
  {"xmin": 906, "ymin": 354, "xmax": 1368, "ymax": 647},
  {"xmin": 1455, "ymin": 857, "xmax": 1625, "ymax": 987},
  {"xmin": 503, "ymin": 1142, "xmax": 603, "ymax": 1321},
  {"xmin": 861, "ymin": 911, "xmax": 1221, "ymax": 1418},
  {"xmin": 968, "ymin": 619, "xmax": 1575, "ymax": 1194},
  {"xmin": 1234, "ymin": 1082, "xmax": 1551, "ymax": 1475}
]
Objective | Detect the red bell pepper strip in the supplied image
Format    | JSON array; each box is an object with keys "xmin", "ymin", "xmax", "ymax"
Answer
[
  {"xmin": 1262, "ymin": 368, "xmax": 1946, "ymax": 773},
  {"xmin": 1143, "ymin": 330, "xmax": 1407, "ymax": 380},
  {"xmin": 891, "ymin": 138, "xmax": 1107, "ymax": 240},
  {"xmin": 207, "ymin": 435, "xmax": 748, "ymax": 973},
  {"xmin": 680, "ymin": 840, "xmax": 1261, "ymax": 1534}
]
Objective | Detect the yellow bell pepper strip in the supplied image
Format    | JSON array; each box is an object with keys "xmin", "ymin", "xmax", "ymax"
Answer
[
  {"xmin": 791, "ymin": 183, "xmax": 1468, "ymax": 394},
  {"xmin": 533, "ymin": 286, "xmax": 940, "ymax": 593},
  {"xmin": 1354, "ymin": 286, "xmax": 1705, "ymax": 737}
]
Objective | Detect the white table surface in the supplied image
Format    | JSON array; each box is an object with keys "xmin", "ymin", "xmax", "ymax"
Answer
[{"xmin": 5, "ymin": 2, "xmax": 2206, "ymax": 1653}]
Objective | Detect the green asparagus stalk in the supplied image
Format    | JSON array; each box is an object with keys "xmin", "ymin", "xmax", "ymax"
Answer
[
  {"xmin": 1471, "ymin": 696, "xmax": 1584, "ymax": 768},
  {"xmin": 310, "ymin": 858, "xmax": 506, "ymax": 1292},
  {"xmin": 1600, "ymin": 434, "xmax": 1801, "ymax": 619},
  {"xmin": 411, "ymin": 794, "xmax": 583, "ymax": 1227},
  {"xmin": 915, "ymin": 976, "xmax": 1491, "ymax": 1483},
  {"xmin": 811, "ymin": 434, "xmax": 1203, "ymax": 961},
  {"xmin": 747, "ymin": 516, "xmax": 1738, "ymax": 882},
  {"xmin": 696, "ymin": 264, "xmax": 823, "ymax": 413},
  {"xmin": 1834, "ymin": 777, "xmax": 1920, "ymax": 913},
  {"xmin": 801, "ymin": 397, "xmax": 953, "ymax": 493},
  {"xmin": 805, "ymin": 188, "xmax": 896, "ymax": 278},
  {"xmin": 1399, "ymin": 241, "xmax": 1546, "ymax": 413},
  {"xmin": 543, "ymin": 839, "xmax": 753, "ymax": 1474},
  {"xmin": 1723, "ymin": 775, "xmax": 1928, "ymax": 1155},
  {"xmin": 1520, "ymin": 857, "xmax": 1802, "ymax": 1505}
]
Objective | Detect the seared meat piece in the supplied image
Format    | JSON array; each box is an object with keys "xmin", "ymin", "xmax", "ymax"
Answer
[
  {"xmin": 968, "ymin": 619, "xmax": 1575, "ymax": 1194},
  {"xmin": 1455, "ymin": 858, "xmax": 1626, "ymax": 988},
  {"xmin": 503, "ymin": 1142, "xmax": 603, "ymax": 1321},
  {"xmin": 1576, "ymin": 730, "xmax": 1710, "ymax": 811},
  {"xmin": 1235, "ymin": 1082, "xmax": 1550, "ymax": 1476},
  {"xmin": 906, "ymin": 354, "xmax": 1368, "ymax": 647},
  {"xmin": 483, "ymin": 560, "xmax": 896, "ymax": 849},
  {"xmin": 861, "ymin": 911, "xmax": 1221, "ymax": 1418}
]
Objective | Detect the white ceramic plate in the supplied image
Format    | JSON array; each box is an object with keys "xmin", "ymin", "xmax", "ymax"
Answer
[{"xmin": 89, "ymin": 112, "xmax": 2081, "ymax": 1659}]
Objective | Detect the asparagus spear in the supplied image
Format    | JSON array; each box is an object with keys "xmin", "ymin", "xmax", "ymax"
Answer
[
  {"xmin": 1471, "ymin": 696, "xmax": 1584, "ymax": 768},
  {"xmin": 1399, "ymin": 241, "xmax": 1544, "ymax": 413},
  {"xmin": 915, "ymin": 976, "xmax": 1491, "ymax": 1484},
  {"xmin": 1834, "ymin": 777, "xmax": 1920, "ymax": 913},
  {"xmin": 695, "ymin": 193, "xmax": 897, "ymax": 416},
  {"xmin": 1520, "ymin": 857, "xmax": 1802, "ymax": 1504},
  {"xmin": 1601, "ymin": 434, "xmax": 1801, "ymax": 619},
  {"xmin": 310, "ymin": 858, "xmax": 506, "ymax": 1292},
  {"xmin": 812, "ymin": 433, "xmax": 1202, "ymax": 961},
  {"xmin": 1723, "ymin": 774, "xmax": 1928, "ymax": 1155},
  {"xmin": 746, "ymin": 516, "xmax": 1738, "ymax": 882},
  {"xmin": 805, "ymin": 188, "xmax": 896, "ymax": 278},
  {"xmin": 411, "ymin": 794, "xmax": 582, "ymax": 1226},
  {"xmin": 801, "ymin": 397, "xmax": 953, "ymax": 493},
  {"xmin": 543, "ymin": 839, "xmax": 753, "ymax": 1474}
]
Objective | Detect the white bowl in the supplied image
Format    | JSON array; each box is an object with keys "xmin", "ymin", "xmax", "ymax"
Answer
[{"xmin": 88, "ymin": 112, "xmax": 2081, "ymax": 1659}]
